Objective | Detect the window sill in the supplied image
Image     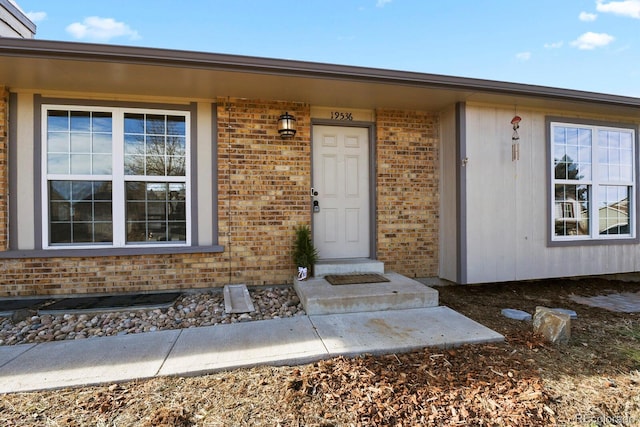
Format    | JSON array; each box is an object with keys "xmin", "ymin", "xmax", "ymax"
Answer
[
  {"xmin": 0, "ymin": 245, "xmax": 225, "ymax": 259},
  {"xmin": 548, "ymin": 237, "xmax": 639, "ymax": 247}
]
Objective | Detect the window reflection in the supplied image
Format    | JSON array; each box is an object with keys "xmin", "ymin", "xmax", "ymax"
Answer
[
  {"xmin": 554, "ymin": 184, "xmax": 590, "ymax": 236},
  {"xmin": 553, "ymin": 126, "xmax": 591, "ymax": 182},
  {"xmin": 124, "ymin": 113, "xmax": 186, "ymax": 177},
  {"xmin": 45, "ymin": 107, "xmax": 188, "ymax": 248},
  {"xmin": 49, "ymin": 181, "xmax": 112, "ymax": 244},
  {"xmin": 47, "ymin": 110, "xmax": 112, "ymax": 175},
  {"xmin": 70, "ymin": 111, "xmax": 90, "ymax": 131},
  {"xmin": 126, "ymin": 182, "xmax": 186, "ymax": 243},
  {"xmin": 124, "ymin": 113, "xmax": 144, "ymax": 134},
  {"xmin": 599, "ymin": 186, "xmax": 630, "ymax": 235},
  {"xmin": 552, "ymin": 122, "xmax": 634, "ymax": 240},
  {"xmin": 599, "ymin": 130, "xmax": 634, "ymax": 183}
]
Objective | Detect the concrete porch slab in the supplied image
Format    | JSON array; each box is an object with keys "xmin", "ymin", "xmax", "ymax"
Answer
[
  {"xmin": 295, "ymin": 272, "xmax": 439, "ymax": 315},
  {"xmin": 314, "ymin": 258, "xmax": 385, "ymax": 277},
  {"xmin": 309, "ymin": 306, "xmax": 504, "ymax": 356}
]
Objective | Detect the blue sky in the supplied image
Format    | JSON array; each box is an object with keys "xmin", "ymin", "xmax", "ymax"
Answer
[{"xmin": 12, "ymin": 0, "xmax": 640, "ymax": 97}]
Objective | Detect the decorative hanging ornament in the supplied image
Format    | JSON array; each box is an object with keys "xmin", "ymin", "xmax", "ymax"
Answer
[
  {"xmin": 511, "ymin": 115, "xmax": 522, "ymax": 161},
  {"xmin": 511, "ymin": 115, "xmax": 522, "ymax": 139}
]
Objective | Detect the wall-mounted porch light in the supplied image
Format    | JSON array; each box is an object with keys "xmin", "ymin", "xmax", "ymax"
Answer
[{"xmin": 277, "ymin": 112, "xmax": 297, "ymax": 139}]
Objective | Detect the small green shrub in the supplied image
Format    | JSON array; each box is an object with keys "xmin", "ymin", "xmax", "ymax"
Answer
[{"xmin": 293, "ymin": 225, "xmax": 319, "ymax": 273}]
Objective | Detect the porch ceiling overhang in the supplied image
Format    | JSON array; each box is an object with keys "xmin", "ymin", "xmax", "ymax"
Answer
[{"xmin": 1, "ymin": 38, "xmax": 640, "ymax": 116}]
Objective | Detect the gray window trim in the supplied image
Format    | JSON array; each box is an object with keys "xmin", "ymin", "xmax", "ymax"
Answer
[
  {"xmin": 546, "ymin": 115, "xmax": 640, "ymax": 247},
  {"xmin": 189, "ymin": 101, "xmax": 199, "ymax": 245},
  {"xmin": 8, "ymin": 95, "xmax": 224, "ymax": 258},
  {"xmin": 211, "ymin": 103, "xmax": 219, "ymax": 245},
  {"xmin": 33, "ymin": 94, "xmax": 42, "ymax": 248},
  {"xmin": 8, "ymin": 92, "xmax": 18, "ymax": 250}
]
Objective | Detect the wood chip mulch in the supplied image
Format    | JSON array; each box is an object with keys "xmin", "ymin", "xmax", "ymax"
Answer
[
  {"xmin": 285, "ymin": 339, "xmax": 554, "ymax": 426},
  {"xmin": 3, "ymin": 278, "xmax": 639, "ymax": 426}
]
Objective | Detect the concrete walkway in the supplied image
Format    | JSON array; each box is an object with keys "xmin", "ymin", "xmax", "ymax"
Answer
[{"xmin": 0, "ymin": 306, "xmax": 503, "ymax": 393}]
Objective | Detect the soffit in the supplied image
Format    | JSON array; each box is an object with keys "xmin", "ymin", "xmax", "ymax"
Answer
[
  {"xmin": 0, "ymin": 39, "xmax": 639, "ymax": 117},
  {"xmin": 0, "ymin": 55, "xmax": 466, "ymax": 109}
]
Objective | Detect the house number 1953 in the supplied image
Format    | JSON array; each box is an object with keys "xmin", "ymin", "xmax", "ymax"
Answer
[{"xmin": 330, "ymin": 111, "xmax": 353, "ymax": 121}]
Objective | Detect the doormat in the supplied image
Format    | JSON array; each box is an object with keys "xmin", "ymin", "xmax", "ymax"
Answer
[{"xmin": 325, "ymin": 273, "xmax": 390, "ymax": 286}]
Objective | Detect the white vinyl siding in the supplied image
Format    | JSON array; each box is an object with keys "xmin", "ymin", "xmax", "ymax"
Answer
[{"xmin": 463, "ymin": 104, "xmax": 640, "ymax": 284}]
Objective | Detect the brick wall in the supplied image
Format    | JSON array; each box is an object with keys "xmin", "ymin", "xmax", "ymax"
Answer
[
  {"xmin": 0, "ymin": 87, "xmax": 7, "ymax": 251},
  {"xmin": 0, "ymin": 254, "xmax": 229, "ymax": 296},
  {"xmin": 0, "ymin": 97, "xmax": 312, "ymax": 297},
  {"xmin": 0, "ymin": 97, "xmax": 440, "ymax": 296},
  {"xmin": 216, "ymin": 98, "xmax": 312, "ymax": 287},
  {"xmin": 375, "ymin": 109, "xmax": 440, "ymax": 277}
]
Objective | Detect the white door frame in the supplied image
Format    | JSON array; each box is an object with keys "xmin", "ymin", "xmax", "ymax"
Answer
[{"xmin": 311, "ymin": 120, "xmax": 376, "ymax": 260}]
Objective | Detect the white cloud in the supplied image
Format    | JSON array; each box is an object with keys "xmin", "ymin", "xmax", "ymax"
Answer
[
  {"xmin": 544, "ymin": 41, "xmax": 564, "ymax": 49},
  {"xmin": 66, "ymin": 16, "xmax": 140, "ymax": 42},
  {"xmin": 376, "ymin": 0, "xmax": 392, "ymax": 7},
  {"xmin": 579, "ymin": 11, "xmax": 598, "ymax": 21},
  {"xmin": 25, "ymin": 11, "xmax": 47, "ymax": 23},
  {"xmin": 516, "ymin": 52, "xmax": 531, "ymax": 61},
  {"xmin": 570, "ymin": 32, "xmax": 615, "ymax": 49},
  {"xmin": 596, "ymin": 0, "xmax": 640, "ymax": 18}
]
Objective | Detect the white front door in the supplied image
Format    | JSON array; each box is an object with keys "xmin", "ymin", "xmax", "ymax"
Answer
[{"xmin": 312, "ymin": 125, "xmax": 370, "ymax": 259}]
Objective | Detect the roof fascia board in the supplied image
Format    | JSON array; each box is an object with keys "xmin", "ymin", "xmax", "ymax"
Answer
[
  {"xmin": 1, "ymin": 38, "xmax": 639, "ymax": 109},
  {"xmin": 0, "ymin": 0, "xmax": 36, "ymax": 33}
]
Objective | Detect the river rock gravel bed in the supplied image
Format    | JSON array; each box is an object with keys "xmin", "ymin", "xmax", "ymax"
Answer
[{"xmin": 0, "ymin": 286, "xmax": 304, "ymax": 346}]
